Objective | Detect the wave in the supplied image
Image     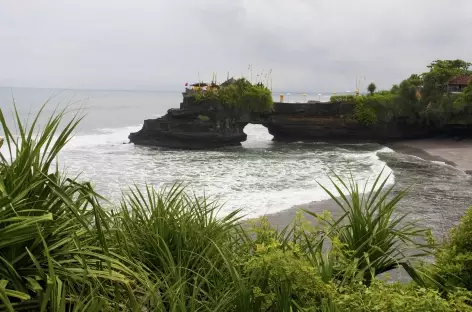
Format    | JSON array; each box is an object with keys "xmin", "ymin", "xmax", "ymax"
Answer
[
  {"xmin": 3, "ymin": 124, "xmax": 398, "ymax": 218},
  {"xmin": 65, "ymin": 125, "xmax": 142, "ymax": 149}
]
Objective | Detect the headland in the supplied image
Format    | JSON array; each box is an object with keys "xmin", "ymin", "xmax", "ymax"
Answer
[{"xmin": 129, "ymin": 60, "xmax": 472, "ymax": 149}]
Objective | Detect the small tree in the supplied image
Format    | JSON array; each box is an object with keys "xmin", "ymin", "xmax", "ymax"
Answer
[{"xmin": 367, "ymin": 82, "xmax": 376, "ymax": 95}]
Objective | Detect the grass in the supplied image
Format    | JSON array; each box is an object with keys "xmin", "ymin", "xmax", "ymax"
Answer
[{"xmin": 1, "ymin": 103, "xmax": 471, "ymax": 311}]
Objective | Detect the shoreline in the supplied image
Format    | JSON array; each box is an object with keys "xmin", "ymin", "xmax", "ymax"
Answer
[
  {"xmin": 264, "ymin": 138, "xmax": 472, "ymax": 229},
  {"xmin": 260, "ymin": 138, "xmax": 472, "ymax": 283},
  {"xmin": 387, "ymin": 138, "xmax": 472, "ymax": 175}
]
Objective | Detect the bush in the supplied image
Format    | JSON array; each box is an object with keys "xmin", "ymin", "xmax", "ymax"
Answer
[
  {"xmin": 354, "ymin": 99, "xmax": 377, "ymax": 125},
  {"xmin": 333, "ymin": 281, "xmax": 472, "ymax": 312},
  {"xmin": 453, "ymin": 80, "xmax": 472, "ymax": 115},
  {"xmin": 238, "ymin": 216, "xmax": 334, "ymax": 311},
  {"xmin": 360, "ymin": 93, "xmax": 396, "ymax": 124},
  {"xmin": 331, "ymin": 93, "xmax": 395, "ymax": 124},
  {"xmin": 193, "ymin": 78, "xmax": 273, "ymax": 112},
  {"xmin": 333, "ymin": 60, "xmax": 472, "ymax": 127},
  {"xmin": 436, "ymin": 206, "xmax": 472, "ymax": 290}
]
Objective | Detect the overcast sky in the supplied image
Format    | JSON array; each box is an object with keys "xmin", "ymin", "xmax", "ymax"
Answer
[{"xmin": 1, "ymin": 0, "xmax": 471, "ymax": 92}]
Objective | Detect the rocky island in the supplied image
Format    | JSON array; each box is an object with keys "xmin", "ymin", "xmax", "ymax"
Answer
[{"xmin": 130, "ymin": 60, "xmax": 472, "ymax": 149}]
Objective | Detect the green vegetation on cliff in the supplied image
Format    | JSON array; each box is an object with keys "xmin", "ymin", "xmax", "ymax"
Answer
[
  {"xmin": 193, "ymin": 78, "xmax": 273, "ymax": 112},
  {"xmin": 2, "ymin": 106, "xmax": 472, "ymax": 311},
  {"xmin": 331, "ymin": 59, "xmax": 472, "ymax": 126}
]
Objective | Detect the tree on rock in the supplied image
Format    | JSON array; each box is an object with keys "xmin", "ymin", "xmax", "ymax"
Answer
[{"xmin": 367, "ymin": 82, "xmax": 377, "ymax": 95}]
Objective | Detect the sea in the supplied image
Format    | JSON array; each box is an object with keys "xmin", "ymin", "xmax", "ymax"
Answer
[{"xmin": 1, "ymin": 87, "xmax": 471, "ymax": 235}]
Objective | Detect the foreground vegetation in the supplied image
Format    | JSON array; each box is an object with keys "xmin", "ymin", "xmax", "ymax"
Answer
[
  {"xmin": 1, "ymin": 105, "xmax": 472, "ymax": 311},
  {"xmin": 331, "ymin": 59, "xmax": 472, "ymax": 126},
  {"xmin": 193, "ymin": 78, "xmax": 273, "ymax": 112}
]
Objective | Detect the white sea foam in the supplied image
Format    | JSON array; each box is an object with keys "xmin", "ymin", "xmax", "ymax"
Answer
[
  {"xmin": 65, "ymin": 125, "xmax": 142, "ymax": 149},
  {"xmin": 53, "ymin": 124, "xmax": 397, "ymax": 218},
  {"xmin": 1, "ymin": 122, "xmax": 396, "ymax": 218}
]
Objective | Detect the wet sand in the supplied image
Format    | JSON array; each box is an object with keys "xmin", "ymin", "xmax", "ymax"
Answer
[
  {"xmin": 263, "ymin": 198, "xmax": 344, "ymax": 229},
  {"xmin": 388, "ymin": 139, "xmax": 472, "ymax": 174}
]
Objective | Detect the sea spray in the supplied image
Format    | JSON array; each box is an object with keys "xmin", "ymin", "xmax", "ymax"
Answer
[{"xmin": 59, "ymin": 124, "xmax": 395, "ymax": 218}]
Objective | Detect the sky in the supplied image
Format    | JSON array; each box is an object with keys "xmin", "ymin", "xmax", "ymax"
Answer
[{"xmin": 1, "ymin": 0, "xmax": 471, "ymax": 93}]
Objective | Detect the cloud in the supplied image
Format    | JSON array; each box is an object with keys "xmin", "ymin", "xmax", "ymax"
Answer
[{"xmin": 0, "ymin": 0, "xmax": 471, "ymax": 92}]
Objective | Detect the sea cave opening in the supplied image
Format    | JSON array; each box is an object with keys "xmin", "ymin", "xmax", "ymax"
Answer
[{"xmin": 242, "ymin": 123, "xmax": 273, "ymax": 148}]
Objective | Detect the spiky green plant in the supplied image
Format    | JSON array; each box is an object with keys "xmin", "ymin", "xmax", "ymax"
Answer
[
  {"xmin": 2, "ymin": 102, "xmax": 470, "ymax": 311},
  {"xmin": 110, "ymin": 184, "xmax": 244, "ymax": 311},
  {"xmin": 310, "ymin": 169, "xmax": 433, "ymax": 286},
  {"xmin": 0, "ymin": 105, "xmax": 143, "ymax": 311}
]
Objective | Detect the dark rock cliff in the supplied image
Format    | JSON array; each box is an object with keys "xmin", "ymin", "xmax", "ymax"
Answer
[
  {"xmin": 265, "ymin": 116, "xmax": 432, "ymax": 143},
  {"xmin": 129, "ymin": 95, "xmax": 468, "ymax": 149},
  {"xmin": 129, "ymin": 95, "xmax": 256, "ymax": 149}
]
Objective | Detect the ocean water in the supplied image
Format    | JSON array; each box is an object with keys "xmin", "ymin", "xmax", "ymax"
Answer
[{"xmin": 1, "ymin": 87, "xmax": 471, "ymax": 226}]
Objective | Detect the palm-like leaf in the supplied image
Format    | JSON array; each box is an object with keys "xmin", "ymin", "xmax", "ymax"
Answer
[
  {"xmin": 0, "ymin": 104, "xmax": 141, "ymax": 310},
  {"xmin": 110, "ymin": 184, "xmax": 244, "ymax": 310},
  {"xmin": 308, "ymin": 168, "xmax": 432, "ymax": 285}
]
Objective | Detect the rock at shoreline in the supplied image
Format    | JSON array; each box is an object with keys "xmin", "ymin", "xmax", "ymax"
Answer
[
  {"xmin": 129, "ymin": 96, "xmax": 252, "ymax": 149},
  {"xmin": 130, "ymin": 94, "xmax": 472, "ymax": 149}
]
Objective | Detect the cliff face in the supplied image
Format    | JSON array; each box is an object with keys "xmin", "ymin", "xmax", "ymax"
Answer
[
  {"xmin": 264, "ymin": 102, "xmax": 429, "ymax": 142},
  {"xmin": 129, "ymin": 95, "xmax": 252, "ymax": 149},
  {"xmin": 129, "ymin": 97, "xmax": 467, "ymax": 149},
  {"xmin": 265, "ymin": 116, "xmax": 432, "ymax": 143}
]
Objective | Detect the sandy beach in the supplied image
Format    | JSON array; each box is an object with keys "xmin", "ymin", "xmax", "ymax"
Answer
[{"xmin": 388, "ymin": 139, "xmax": 472, "ymax": 174}]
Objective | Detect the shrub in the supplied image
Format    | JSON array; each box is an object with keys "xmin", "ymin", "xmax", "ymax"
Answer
[
  {"xmin": 436, "ymin": 206, "xmax": 472, "ymax": 290},
  {"xmin": 334, "ymin": 60, "xmax": 472, "ymax": 127},
  {"xmin": 333, "ymin": 281, "xmax": 472, "ymax": 312},
  {"xmin": 193, "ymin": 78, "xmax": 273, "ymax": 112},
  {"xmin": 354, "ymin": 98, "xmax": 377, "ymax": 125},
  {"xmin": 237, "ymin": 216, "xmax": 334, "ymax": 311},
  {"xmin": 453, "ymin": 80, "xmax": 472, "ymax": 114},
  {"xmin": 244, "ymin": 236, "xmax": 332, "ymax": 311},
  {"xmin": 362, "ymin": 93, "xmax": 396, "ymax": 123},
  {"xmin": 376, "ymin": 90, "xmax": 394, "ymax": 96}
]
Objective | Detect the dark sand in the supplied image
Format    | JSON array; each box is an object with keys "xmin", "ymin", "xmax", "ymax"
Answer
[{"xmin": 388, "ymin": 139, "xmax": 472, "ymax": 174}]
